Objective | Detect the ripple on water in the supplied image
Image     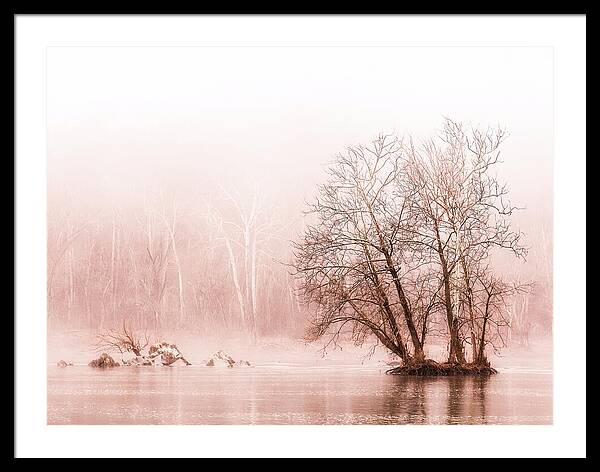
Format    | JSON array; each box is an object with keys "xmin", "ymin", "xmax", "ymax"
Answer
[{"xmin": 47, "ymin": 366, "xmax": 552, "ymax": 425}]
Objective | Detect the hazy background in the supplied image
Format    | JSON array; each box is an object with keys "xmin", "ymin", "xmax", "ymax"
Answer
[{"xmin": 47, "ymin": 46, "xmax": 553, "ymax": 348}]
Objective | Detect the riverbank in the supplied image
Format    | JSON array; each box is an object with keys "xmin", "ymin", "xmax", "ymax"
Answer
[{"xmin": 47, "ymin": 328, "xmax": 552, "ymax": 372}]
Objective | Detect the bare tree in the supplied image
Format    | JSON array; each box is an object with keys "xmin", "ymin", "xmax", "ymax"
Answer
[
  {"xmin": 159, "ymin": 194, "xmax": 186, "ymax": 328},
  {"xmin": 206, "ymin": 185, "xmax": 285, "ymax": 341},
  {"xmin": 94, "ymin": 321, "xmax": 150, "ymax": 357},
  {"xmin": 293, "ymin": 134, "xmax": 427, "ymax": 364},
  {"xmin": 48, "ymin": 182, "xmax": 307, "ymax": 337},
  {"xmin": 293, "ymin": 120, "xmax": 528, "ymax": 369},
  {"xmin": 47, "ymin": 207, "xmax": 91, "ymax": 322},
  {"xmin": 401, "ymin": 118, "xmax": 526, "ymax": 363},
  {"xmin": 137, "ymin": 193, "xmax": 172, "ymax": 330},
  {"xmin": 469, "ymin": 267, "xmax": 531, "ymax": 364},
  {"xmin": 94, "ymin": 322, "xmax": 192, "ymax": 366},
  {"xmin": 508, "ymin": 220, "xmax": 552, "ymax": 345},
  {"xmin": 47, "ymin": 120, "xmax": 533, "ymax": 360}
]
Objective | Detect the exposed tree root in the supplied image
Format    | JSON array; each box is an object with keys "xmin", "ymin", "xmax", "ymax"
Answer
[{"xmin": 386, "ymin": 359, "xmax": 497, "ymax": 376}]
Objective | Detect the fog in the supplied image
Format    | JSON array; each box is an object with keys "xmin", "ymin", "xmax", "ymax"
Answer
[{"xmin": 47, "ymin": 46, "xmax": 552, "ymax": 346}]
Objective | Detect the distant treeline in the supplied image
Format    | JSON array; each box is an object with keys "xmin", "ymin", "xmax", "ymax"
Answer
[{"xmin": 48, "ymin": 185, "xmax": 307, "ymax": 340}]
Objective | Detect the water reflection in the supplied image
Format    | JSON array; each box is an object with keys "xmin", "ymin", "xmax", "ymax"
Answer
[
  {"xmin": 472, "ymin": 376, "xmax": 489, "ymax": 423},
  {"xmin": 382, "ymin": 376, "xmax": 431, "ymax": 424},
  {"xmin": 382, "ymin": 375, "xmax": 490, "ymax": 425},
  {"xmin": 47, "ymin": 366, "xmax": 551, "ymax": 425},
  {"xmin": 445, "ymin": 376, "xmax": 489, "ymax": 424}
]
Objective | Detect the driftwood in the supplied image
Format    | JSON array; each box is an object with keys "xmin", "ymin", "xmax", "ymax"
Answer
[
  {"xmin": 93, "ymin": 325, "xmax": 192, "ymax": 367},
  {"xmin": 94, "ymin": 323, "xmax": 150, "ymax": 357},
  {"xmin": 120, "ymin": 342, "xmax": 191, "ymax": 366}
]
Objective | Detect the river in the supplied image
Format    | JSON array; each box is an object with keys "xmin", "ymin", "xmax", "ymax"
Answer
[{"xmin": 48, "ymin": 357, "xmax": 551, "ymax": 425}]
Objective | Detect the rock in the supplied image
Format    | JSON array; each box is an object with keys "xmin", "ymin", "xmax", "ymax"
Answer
[
  {"xmin": 148, "ymin": 342, "xmax": 191, "ymax": 366},
  {"xmin": 56, "ymin": 360, "xmax": 73, "ymax": 368},
  {"xmin": 123, "ymin": 356, "xmax": 152, "ymax": 366},
  {"xmin": 167, "ymin": 357, "xmax": 191, "ymax": 366},
  {"xmin": 149, "ymin": 341, "xmax": 174, "ymax": 356},
  {"xmin": 205, "ymin": 350, "xmax": 236, "ymax": 367},
  {"xmin": 119, "ymin": 343, "xmax": 191, "ymax": 367},
  {"xmin": 205, "ymin": 351, "xmax": 252, "ymax": 368},
  {"xmin": 89, "ymin": 353, "xmax": 120, "ymax": 368}
]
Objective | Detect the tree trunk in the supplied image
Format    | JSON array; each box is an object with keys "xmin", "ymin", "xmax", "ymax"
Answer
[
  {"xmin": 348, "ymin": 300, "xmax": 410, "ymax": 364},
  {"xmin": 476, "ymin": 297, "xmax": 492, "ymax": 365},
  {"xmin": 225, "ymin": 237, "xmax": 246, "ymax": 326},
  {"xmin": 436, "ymin": 229, "xmax": 466, "ymax": 364},
  {"xmin": 441, "ymin": 261, "xmax": 466, "ymax": 364},
  {"xmin": 168, "ymin": 222, "xmax": 185, "ymax": 328},
  {"xmin": 110, "ymin": 212, "xmax": 117, "ymax": 325},
  {"xmin": 243, "ymin": 226, "xmax": 251, "ymax": 330},
  {"xmin": 362, "ymin": 244, "xmax": 410, "ymax": 363},
  {"xmin": 249, "ymin": 233, "xmax": 258, "ymax": 342},
  {"xmin": 384, "ymin": 256, "xmax": 425, "ymax": 362},
  {"xmin": 67, "ymin": 243, "xmax": 74, "ymax": 324},
  {"xmin": 359, "ymin": 190, "xmax": 424, "ymax": 361},
  {"xmin": 460, "ymin": 258, "xmax": 478, "ymax": 363}
]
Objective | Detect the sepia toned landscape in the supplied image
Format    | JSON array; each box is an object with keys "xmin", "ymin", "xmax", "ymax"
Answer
[{"xmin": 47, "ymin": 46, "xmax": 553, "ymax": 425}]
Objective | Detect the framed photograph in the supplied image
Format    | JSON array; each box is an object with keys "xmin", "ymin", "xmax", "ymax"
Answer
[{"xmin": 15, "ymin": 14, "xmax": 586, "ymax": 458}]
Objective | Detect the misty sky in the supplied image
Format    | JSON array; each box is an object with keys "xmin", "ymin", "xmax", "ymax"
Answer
[{"xmin": 47, "ymin": 46, "xmax": 553, "ymax": 274}]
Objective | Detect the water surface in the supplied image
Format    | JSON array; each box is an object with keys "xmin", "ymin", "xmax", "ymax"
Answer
[{"xmin": 48, "ymin": 363, "xmax": 552, "ymax": 425}]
